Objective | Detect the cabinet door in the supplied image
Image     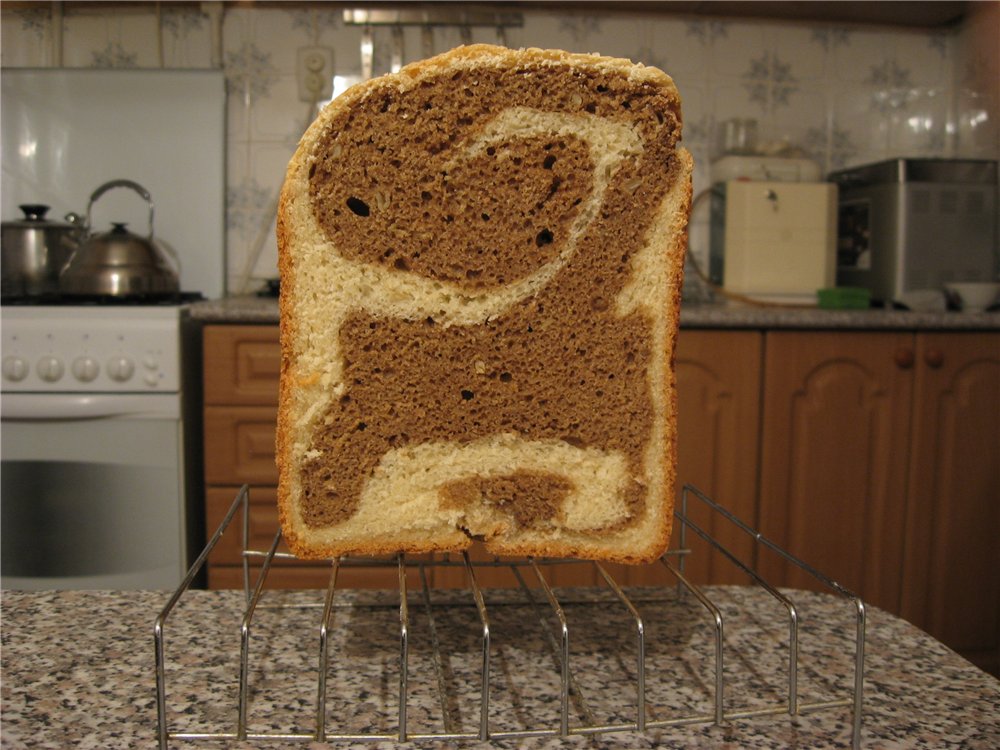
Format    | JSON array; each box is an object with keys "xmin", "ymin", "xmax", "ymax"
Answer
[
  {"xmin": 902, "ymin": 332, "xmax": 1000, "ymax": 675},
  {"xmin": 624, "ymin": 330, "xmax": 762, "ymax": 587},
  {"xmin": 757, "ymin": 331, "xmax": 914, "ymax": 613}
]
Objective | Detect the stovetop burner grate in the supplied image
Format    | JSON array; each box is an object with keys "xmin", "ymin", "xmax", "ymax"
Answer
[{"xmin": 1, "ymin": 291, "xmax": 204, "ymax": 307}]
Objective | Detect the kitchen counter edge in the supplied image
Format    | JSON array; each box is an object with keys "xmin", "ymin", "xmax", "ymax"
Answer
[{"xmin": 188, "ymin": 296, "xmax": 1000, "ymax": 330}]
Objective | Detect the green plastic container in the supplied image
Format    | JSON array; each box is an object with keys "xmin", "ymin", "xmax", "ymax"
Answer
[{"xmin": 817, "ymin": 287, "xmax": 871, "ymax": 310}]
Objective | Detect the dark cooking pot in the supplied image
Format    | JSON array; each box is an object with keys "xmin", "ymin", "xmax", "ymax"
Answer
[
  {"xmin": 60, "ymin": 179, "xmax": 180, "ymax": 297},
  {"xmin": 1, "ymin": 204, "xmax": 85, "ymax": 299}
]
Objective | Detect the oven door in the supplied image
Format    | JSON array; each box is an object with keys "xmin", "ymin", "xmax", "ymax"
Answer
[{"xmin": 1, "ymin": 393, "xmax": 187, "ymax": 590}]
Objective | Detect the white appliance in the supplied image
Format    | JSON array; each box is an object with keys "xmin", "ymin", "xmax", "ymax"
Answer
[
  {"xmin": 708, "ymin": 156, "xmax": 838, "ymax": 305},
  {"xmin": 1, "ymin": 69, "xmax": 226, "ymax": 298},
  {"xmin": 1, "ymin": 306, "xmax": 195, "ymax": 589}
]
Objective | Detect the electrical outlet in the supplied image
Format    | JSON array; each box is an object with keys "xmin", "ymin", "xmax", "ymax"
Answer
[{"xmin": 297, "ymin": 46, "xmax": 334, "ymax": 102}]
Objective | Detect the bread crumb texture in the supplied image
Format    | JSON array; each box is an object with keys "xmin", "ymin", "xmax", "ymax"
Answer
[{"xmin": 278, "ymin": 45, "xmax": 692, "ymax": 563}]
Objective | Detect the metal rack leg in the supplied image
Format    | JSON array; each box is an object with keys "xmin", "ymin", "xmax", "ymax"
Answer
[
  {"xmin": 417, "ymin": 563, "xmax": 459, "ymax": 735},
  {"xmin": 462, "ymin": 551, "xmax": 491, "ymax": 741},
  {"xmin": 525, "ymin": 559, "xmax": 571, "ymax": 737},
  {"xmin": 315, "ymin": 558, "xmax": 341, "ymax": 742},
  {"xmin": 659, "ymin": 559, "xmax": 725, "ymax": 726},
  {"xmin": 237, "ymin": 529, "xmax": 283, "ymax": 740},
  {"xmin": 595, "ymin": 563, "xmax": 646, "ymax": 732},
  {"xmin": 398, "ymin": 555, "xmax": 410, "ymax": 742},
  {"xmin": 673, "ymin": 507, "xmax": 802, "ymax": 716},
  {"xmin": 852, "ymin": 600, "xmax": 866, "ymax": 750}
]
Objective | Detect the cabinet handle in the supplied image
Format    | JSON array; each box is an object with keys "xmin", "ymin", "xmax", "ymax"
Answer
[
  {"xmin": 924, "ymin": 348, "xmax": 945, "ymax": 368},
  {"xmin": 894, "ymin": 348, "xmax": 915, "ymax": 369}
]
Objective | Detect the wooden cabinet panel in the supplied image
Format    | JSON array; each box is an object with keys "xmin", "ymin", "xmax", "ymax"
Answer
[
  {"xmin": 676, "ymin": 330, "xmax": 762, "ymax": 584},
  {"xmin": 902, "ymin": 332, "xmax": 1000, "ymax": 675},
  {"xmin": 203, "ymin": 325, "xmax": 280, "ymax": 405},
  {"xmin": 204, "ymin": 405, "xmax": 278, "ymax": 485},
  {"xmin": 757, "ymin": 331, "xmax": 914, "ymax": 614},
  {"xmin": 630, "ymin": 330, "xmax": 763, "ymax": 587}
]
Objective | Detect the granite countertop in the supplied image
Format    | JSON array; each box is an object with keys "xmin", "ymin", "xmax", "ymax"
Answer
[
  {"xmin": 2, "ymin": 583, "xmax": 998, "ymax": 749},
  {"xmin": 188, "ymin": 295, "xmax": 1000, "ymax": 330}
]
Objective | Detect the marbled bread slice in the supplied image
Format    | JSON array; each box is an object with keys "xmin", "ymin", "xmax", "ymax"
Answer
[{"xmin": 276, "ymin": 44, "xmax": 692, "ymax": 564}]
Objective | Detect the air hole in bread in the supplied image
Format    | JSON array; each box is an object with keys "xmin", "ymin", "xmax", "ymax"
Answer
[
  {"xmin": 461, "ymin": 389, "xmax": 475, "ymax": 400},
  {"xmin": 535, "ymin": 229, "xmax": 554, "ymax": 247},
  {"xmin": 346, "ymin": 196, "xmax": 370, "ymax": 216}
]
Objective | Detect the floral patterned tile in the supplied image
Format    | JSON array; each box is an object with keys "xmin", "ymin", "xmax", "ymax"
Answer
[{"xmin": 2, "ymin": 2, "xmax": 985, "ymax": 293}]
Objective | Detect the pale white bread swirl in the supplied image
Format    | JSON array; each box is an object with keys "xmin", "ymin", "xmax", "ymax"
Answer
[{"xmin": 277, "ymin": 44, "xmax": 692, "ymax": 564}]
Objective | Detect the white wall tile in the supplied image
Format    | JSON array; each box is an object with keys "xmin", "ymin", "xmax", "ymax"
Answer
[{"xmin": 710, "ymin": 20, "xmax": 767, "ymax": 77}]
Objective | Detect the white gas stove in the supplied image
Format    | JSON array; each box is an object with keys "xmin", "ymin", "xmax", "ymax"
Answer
[{"xmin": 1, "ymin": 303, "xmax": 197, "ymax": 590}]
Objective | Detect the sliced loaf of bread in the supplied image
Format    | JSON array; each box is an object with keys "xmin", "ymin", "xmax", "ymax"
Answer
[{"xmin": 277, "ymin": 44, "xmax": 692, "ymax": 563}]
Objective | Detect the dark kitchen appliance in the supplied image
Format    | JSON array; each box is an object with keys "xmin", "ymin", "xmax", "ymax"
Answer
[{"xmin": 828, "ymin": 158, "xmax": 998, "ymax": 308}]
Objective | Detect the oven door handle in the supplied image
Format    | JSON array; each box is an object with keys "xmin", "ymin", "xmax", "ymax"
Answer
[{"xmin": 1, "ymin": 393, "xmax": 180, "ymax": 421}]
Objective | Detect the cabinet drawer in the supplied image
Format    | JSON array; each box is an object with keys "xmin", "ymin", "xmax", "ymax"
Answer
[
  {"xmin": 203, "ymin": 325, "xmax": 280, "ymax": 405},
  {"xmin": 204, "ymin": 406, "xmax": 278, "ymax": 485}
]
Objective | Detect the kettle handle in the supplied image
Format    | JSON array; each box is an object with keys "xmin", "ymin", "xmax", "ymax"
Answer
[{"xmin": 86, "ymin": 179, "xmax": 154, "ymax": 239}]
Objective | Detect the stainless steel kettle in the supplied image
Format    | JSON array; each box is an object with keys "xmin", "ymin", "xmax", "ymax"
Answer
[
  {"xmin": 1, "ymin": 204, "xmax": 85, "ymax": 299},
  {"xmin": 60, "ymin": 179, "xmax": 180, "ymax": 297}
]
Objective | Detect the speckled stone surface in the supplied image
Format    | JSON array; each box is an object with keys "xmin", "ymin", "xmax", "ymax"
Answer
[
  {"xmin": 2, "ymin": 584, "xmax": 998, "ymax": 749},
  {"xmin": 187, "ymin": 296, "xmax": 1000, "ymax": 330}
]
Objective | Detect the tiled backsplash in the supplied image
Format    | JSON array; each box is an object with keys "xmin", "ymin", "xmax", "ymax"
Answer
[{"xmin": 3, "ymin": 3, "xmax": 997, "ymax": 294}]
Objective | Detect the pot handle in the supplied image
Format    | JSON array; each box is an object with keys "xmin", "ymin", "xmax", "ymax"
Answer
[{"xmin": 86, "ymin": 179, "xmax": 155, "ymax": 239}]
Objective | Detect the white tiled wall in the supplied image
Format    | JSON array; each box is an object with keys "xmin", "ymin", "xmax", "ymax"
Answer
[{"xmin": 3, "ymin": 3, "xmax": 997, "ymax": 294}]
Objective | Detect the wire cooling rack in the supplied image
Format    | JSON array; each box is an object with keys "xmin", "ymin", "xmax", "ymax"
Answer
[{"xmin": 154, "ymin": 484, "xmax": 866, "ymax": 748}]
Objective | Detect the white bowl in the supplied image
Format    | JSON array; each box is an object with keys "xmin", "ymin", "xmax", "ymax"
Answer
[{"xmin": 944, "ymin": 282, "xmax": 1000, "ymax": 312}]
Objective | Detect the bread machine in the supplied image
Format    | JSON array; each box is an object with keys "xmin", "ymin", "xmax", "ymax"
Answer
[
  {"xmin": 708, "ymin": 155, "xmax": 838, "ymax": 304},
  {"xmin": 828, "ymin": 158, "xmax": 998, "ymax": 309}
]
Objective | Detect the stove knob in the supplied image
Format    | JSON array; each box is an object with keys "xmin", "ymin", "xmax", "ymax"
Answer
[
  {"xmin": 106, "ymin": 356, "xmax": 135, "ymax": 382},
  {"xmin": 36, "ymin": 355, "xmax": 65, "ymax": 382},
  {"xmin": 2, "ymin": 356, "xmax": 29, "ymax": 382},
  {"xmin": 72, "ymin": 356, "xmax": 101, "ymax": 383}
]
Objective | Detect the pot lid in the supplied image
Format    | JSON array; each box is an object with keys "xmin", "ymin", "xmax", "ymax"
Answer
[{"xmin": 3, "ymin": 204, "xmax": 82, "ymax": 230}]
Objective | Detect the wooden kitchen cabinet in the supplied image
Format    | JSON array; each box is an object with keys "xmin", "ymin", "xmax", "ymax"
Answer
[
  {"xmin": 625, "ymin": 330, "xmax": 763, "ymax": 588},
  {"xmin": 755, "ymin": 330, "xmax": 1000, "ymax": 675},
  {"xmin": 756, "ymin": 331, "xmax": 914, "ymax": 614},
  {"xmin": 901, "ymin": 332, "xmax": 1000, "ymax": 676}
]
